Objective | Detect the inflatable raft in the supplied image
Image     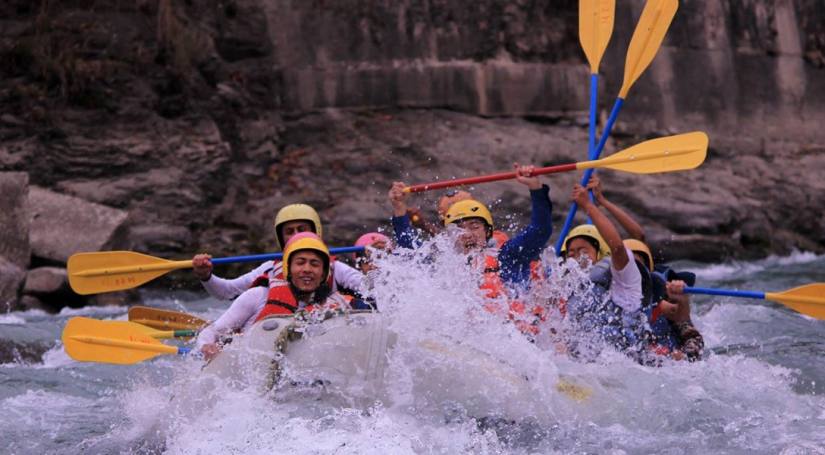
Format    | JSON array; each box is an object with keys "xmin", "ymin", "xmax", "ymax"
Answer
[{"xmin": 199, "ymin": 311, "xmax": 595, "ymax": 422}]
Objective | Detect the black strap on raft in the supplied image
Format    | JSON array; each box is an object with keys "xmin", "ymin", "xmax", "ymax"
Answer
[{"xmin": 267, "ymin": 299, "xmax": 298, "ymax": 313}]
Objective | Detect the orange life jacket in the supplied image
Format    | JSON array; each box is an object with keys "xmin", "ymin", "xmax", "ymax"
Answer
[
  {"xmin": 477, "ymin": 254, "xmax": 545, "ymax": 336},
  {"xmin": 253, "ymin": 281, "xmax": 349, "ymax": 322}
]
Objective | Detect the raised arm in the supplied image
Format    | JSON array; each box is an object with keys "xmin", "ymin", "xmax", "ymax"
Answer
[
  {"xmin": 573, "ymin": 183, "xmax": 629, "ymax": 271},
  {"xmin": 388, "ymin": 181, "xmax": 420, "ymax": 249},
  {"xmin": 587, "ymin": 175, "xmax": 645, "ymax": 241},
  {"xmin": 499, "ymin": 164, "xmax": 553, "ymax": 285}
]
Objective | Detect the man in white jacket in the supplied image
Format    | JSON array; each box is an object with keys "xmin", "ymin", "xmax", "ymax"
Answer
[
  {"xmin": 190, "ymin": 203, "xmax": 363, "ymax": 300},
  {"xmin": 196, "ymin": 233, "xmax": 359, "ymax": 360}
]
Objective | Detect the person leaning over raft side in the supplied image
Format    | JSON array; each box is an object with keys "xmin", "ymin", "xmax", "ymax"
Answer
[
  {"xmin": 588, "ymin": 175, "xmax": 705, "ymax": 361},
  {"xmin": 196, "ymin": 233, "xmax": 369, "ymax": 361},
  {"xmin": 560, "ymin": 183, "xmax": 647, "ymax": 357},
  {"xmin": 190, "ymin": 203, "xmax": 363, "ymax": 300},
  {"xmin": 388, "ymin": 163, "xmax": 552, "ymax": 317}
]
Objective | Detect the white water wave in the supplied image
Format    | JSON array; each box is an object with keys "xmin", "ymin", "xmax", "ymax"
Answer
[
  {"xmin": 692, "ymin": 250, "xmax": 822, "ymax": 281},
  {"xmin": 113, "ymin": 233, "xmax": 825, "ymax": 454}
]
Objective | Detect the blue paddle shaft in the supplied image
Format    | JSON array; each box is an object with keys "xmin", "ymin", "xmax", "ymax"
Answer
[
  {"xmin": 588, "ymin": 74, "xmax": 598, "ymax": 159},
  {"xmin": 555, "ymin": 97, "xmax": 625, "ymax": 255},
  {"xmin": 211, "ymin": 246, "xmax": 366, "ymax": 265},
  {"xmin": 684, "ymin": 287, "xmax": 766, "ymax": 300},
  {"xmin": 586, "ymin": 74, "xmax": 599, "ymax": 215},
  {"xmin": 178, "ymin": 346, "xmax": 191, "ymax": 355}
]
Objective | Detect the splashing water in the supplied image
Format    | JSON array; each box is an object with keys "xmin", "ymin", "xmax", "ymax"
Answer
[{"xmin": 2, "ymin": 250, "xmax": 824, "ymax": 453}]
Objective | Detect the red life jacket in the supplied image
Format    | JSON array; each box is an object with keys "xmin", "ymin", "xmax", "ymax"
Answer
[{"xmin": 253, "ymin": 281, "xmax": 348, "ymax": 322}]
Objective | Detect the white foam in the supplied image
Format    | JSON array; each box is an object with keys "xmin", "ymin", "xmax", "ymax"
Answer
[
  {"xmin": 692, "ymin": 250, "xmax": 823, "ymax": 281},
  {"xmin": 57, "ymin": 305, "xmax": 127, "ymax": 318},
  {"xmin": 0, "ymin": 313, "xmax": 26, "ymax": 325},
  {"xmin": 75, "ymin": 239, "xmax": 825, "ymax": 453}
]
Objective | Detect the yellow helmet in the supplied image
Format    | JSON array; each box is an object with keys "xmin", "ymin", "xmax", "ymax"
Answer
[
  {"xmin": 561, "ymin": 224, "xmax": 610, "ymax": 260},
  {"xmin": 282, "ymin": 232, "xmax": 330, "ymax": 281},
  {"xmin": 273, "ymin": 204, "xmax": 323, "ymax": 249},
  {"xmin": 443, "ymin": 199, "xmax": 494, "ymax": 229},
  {"xmin": 624, "ymin": 239, "xmax": 653, "ymax": 270}
]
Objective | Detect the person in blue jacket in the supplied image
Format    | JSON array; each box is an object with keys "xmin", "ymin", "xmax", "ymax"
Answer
[{"xmin": 386, "ymin": 163, "xmax": 553, "ymax": 291}]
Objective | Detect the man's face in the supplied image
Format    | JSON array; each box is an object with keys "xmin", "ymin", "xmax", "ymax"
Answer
[
  {"xmin": 566, "ymin": 237, "xmax": 598, "ymax": 268},
  {"xmin": 454, "ymin": 217, "xmax": 488, "ymax": 254},
  {"xmin": 281, "ymin": 220, "xmax": 314, "ymax": 245},
  {"xmin": 289, "ymin": 250, "xmax": 325, "ymax": 292}
]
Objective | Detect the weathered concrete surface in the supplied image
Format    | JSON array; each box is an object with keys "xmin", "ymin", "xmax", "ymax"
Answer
[
  {"xmin": 28, "ymin": 187, "xmax": 129, "ymax": 263},
  {"xmin": 0, "ymin": 172, "xmax": 29, "ymax": 268}
]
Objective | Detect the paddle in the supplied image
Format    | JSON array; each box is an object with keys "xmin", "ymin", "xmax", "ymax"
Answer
[
  {"xmin": 404, "ymin": 132, "xmax": 707, "ymax": 193},
  {"xmin": 62, "ymin": 317, "xmax": 191, "ymax": 365},
  {"xmin": 68, "ymin": 246, "xmax": 366, "ymax": 295},
  {"xmin": 128, "ymin": 305, "xmax": 208, "ymax": 331},
  {"xmin": 555, "ymin": 0, "xmax": 679, "ymax": 255},
  {"xmin": 684, "ymin": 283, "xmax": 825, "ymax": 321},
  {"xmin": 579, "ymin": 0, "xmax": 616, "ymax": 205}
]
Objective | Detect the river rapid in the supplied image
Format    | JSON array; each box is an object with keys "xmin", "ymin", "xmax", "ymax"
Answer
[{"xmin": 2, "ymin": 249, "xmax": 824, "ymax": 455}]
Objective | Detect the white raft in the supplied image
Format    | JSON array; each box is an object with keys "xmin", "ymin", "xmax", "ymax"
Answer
[{"xmin": 199, "ymin": 311, "xmax": 595, "ymax": 422}]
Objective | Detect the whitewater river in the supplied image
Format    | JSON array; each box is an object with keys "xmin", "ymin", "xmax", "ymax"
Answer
[{"xmin": 2, "ymin": 251, "xmax": 824, "ymax": 454}]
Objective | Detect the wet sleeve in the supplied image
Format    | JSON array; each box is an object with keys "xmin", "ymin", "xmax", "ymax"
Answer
[
  {"xmin": 201, "ymin": 261, "xmax": 272, "ymax": 301},
  {"xmin": 392, "ymin": 214, "xmax": 420, "ymax": 250},
  {"xmin": 195, "ymin": 287, "xmax": 268, "ymax": 349},
  {"xmin": 332, "ymin": 261, "xmax": 364, "ymax": 292},
  {"xmin": 498, "ymin": 184, "xmax": 553, "ymax": 285},
  {"xmin": 609, "ymin": 247, "xmax": 644, "ymax": 313}
]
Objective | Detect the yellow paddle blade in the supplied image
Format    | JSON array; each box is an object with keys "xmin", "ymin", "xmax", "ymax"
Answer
[
  {"xmin": 556, "ymin": 377, "xmax": 594, "ymax": 402},
  {"xmin": 128, "ymin": 306, "xmax": 208, "ymax": 331},
  {"xmin": 619, "ymin": 0, "xmax": 678, "ymax": 98},
  {"xmin": 68, "ymin": 251, "xmax": 193, "ymax": 295},
  {"xmin": 766, "ymin": 284, "xmax": 825, "ymax": 320},
  {"xmin": 579, "ymin": 131, "xmax": 708, "ymax": 174},
  {"xmin": 62, "ymin": 317, "xmax": 179, "ymax": 365},
  {"xmin": 579, "ymin": 0, "xmax": 615, "ymax": 73}
]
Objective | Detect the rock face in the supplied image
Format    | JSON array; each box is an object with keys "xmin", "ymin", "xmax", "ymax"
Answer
[
  {"xmin": 0, "ymin": 0, "xmax": 823, "ymax": 298},
  {"xmin": 0, "ymin": 257, "xmax": 26, "ymax": 311},
  {"xmin": 0, "ymin": 172, "xmax": 30, "ymax": 268},
  {"xmin": 29, "ymin": 187, "xmax": 129, "ymax": 263}
]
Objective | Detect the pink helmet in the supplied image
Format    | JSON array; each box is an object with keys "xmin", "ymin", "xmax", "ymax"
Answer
[
  {"xmin": 355, "ymin": 232, "xmax": 390, "ymax": 248},
  {"xmin": 284, "ymin": 231, "xmax": 322, "ymax": 248}
]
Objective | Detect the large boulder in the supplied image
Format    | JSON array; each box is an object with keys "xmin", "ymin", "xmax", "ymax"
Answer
[
  {"xmin": 23, "ymin": 266, "xmax": 86, "ymax": 311},
  {"xmin": 0, "ymin": 257, "xmax": 25, "ymax": 312},
  {"xmin": 28, "ymin": 186, "xmax": 129, "ymax": 263},
  {"xmin": 23, "ymin": 266, "xmax": 68, "ymax": 295},
  {"xmin": 0, "ymin": 172, "xmax": 30, "ymax": 269}
]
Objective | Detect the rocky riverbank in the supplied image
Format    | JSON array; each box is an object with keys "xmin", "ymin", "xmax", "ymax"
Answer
[{"xmin": 1, "ymin": 0, "xmax": 824, "ymax": 312}]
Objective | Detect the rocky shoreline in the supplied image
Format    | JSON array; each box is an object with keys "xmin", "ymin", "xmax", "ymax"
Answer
[{"xmin": 1, "ymin": 0, "xmax": 824, "ymax": 312}]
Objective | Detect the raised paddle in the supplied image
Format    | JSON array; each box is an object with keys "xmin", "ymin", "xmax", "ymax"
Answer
[
  {"xmin": 579, "ymin": 0, "xmax": 616, "ymax": 205},
  {"xmin": 128, "ymin": 305, "xmax": 208, "ymax": 331},
  {"xmin": 68, "ymin": 246, "xmax": 366, "ymax": 295},
  {"xmin": 404, "ymin": 132, "xmax": 707, "ymax": 193},
  {"xmin": 556, "ymin": 0, "xmax": 679, "ymax": 255},
  {"xmin": 62, "ymin": 317, "xmax": 191, "ymax": 365},
  {"xmin": 684, "ymin": 283, "xmax": 825, "ymax": 321}
]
